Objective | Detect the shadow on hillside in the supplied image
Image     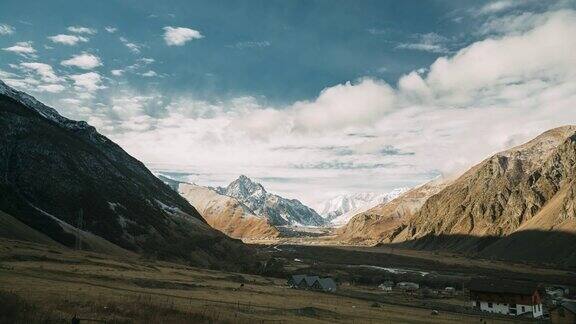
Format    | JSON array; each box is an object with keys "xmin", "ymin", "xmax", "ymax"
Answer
[{"xmin": 380, "ymin": 229, "xmax": 576, "ymax": 271}]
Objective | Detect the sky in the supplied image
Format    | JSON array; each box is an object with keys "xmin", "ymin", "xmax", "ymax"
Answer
[{"xmin": 1, "ymin": 0, "xmax": 576, "ymax": 207}]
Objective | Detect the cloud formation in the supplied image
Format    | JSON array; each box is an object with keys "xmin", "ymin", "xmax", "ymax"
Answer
[
  {"xmin": 48, "ymin": 34, "xmax": 89, "ymax": 45},
  {"xmin": 479, "ymin": 0, "xmax": 523, "ymax": 15},
  {"xmin": 19, "ymin": 62, "xmax": 61, "ymax": 83},
  {"xmin": 67, "ymin": 26, "xmax": 97, "ymax": 34},
  {"xmin": 101, "ymin": 9, "xmax": 576, "ymax": 204},
  {"xmin": 69, "ymin": 72, "xmax": 104, "ymax": 92},
  {"xmin": 0, "ymin": 23, "xmax": 15, "ymax": 35},
  {"xmin": 163, "ymin": 26, "xmax": 203, "ymax": 46},
  {"xmin": 396, "ymin": 33, "xmax": 450, "ymax": 54},
  {"xmin": 119, "ymin": 37, "xmax": 141, "ymax": 54},
  {"xmin": 3, "ymin": 41, "xmax": 36, "ymax": 56},
  {"xmin": 61, "ymin": 53, "xmax": 102, "ymax": 69}
]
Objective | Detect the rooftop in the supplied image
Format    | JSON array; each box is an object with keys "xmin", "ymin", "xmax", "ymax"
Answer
[{"xmin": 469, "ymin": 279, "xmax": 539, "ymax": 296}]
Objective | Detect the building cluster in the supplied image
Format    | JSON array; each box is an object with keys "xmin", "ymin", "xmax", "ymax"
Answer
[
  {"xmin": 374, "ymin": 277, "xmax": 575, "ymax": 321},
  {"xmin": 287, "ymin": 275, "xmax": 337, "ymax": 292},
  {"xmin": 378, "ymin": 281, "xmax": 457, "ymax": 297}
]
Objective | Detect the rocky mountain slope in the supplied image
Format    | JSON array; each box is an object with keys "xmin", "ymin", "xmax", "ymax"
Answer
[
  {"xmin": 393, "ymin": 126, "xmax": 576, "ymax": 267},
  {"xmin": 318, "ymin": 189, "xmax": 408, "ymax": 226},
  {"xmin": 337, "ymin": 179, "xmax": 448, "ymax": 244},
  {"xmin": 0, "ymin": 80, "xmax": 250, "ymax": 269},
  {"xmin": 216, "ymin": 175, "xmax": 325, "ymax": 226},
  {"xmin": 177, "ymin": 182, "xmax": 280, "ymax": 240},
  {"xmin": 340, "ymin": 126, "xmax": 576, "ymax": 267}
]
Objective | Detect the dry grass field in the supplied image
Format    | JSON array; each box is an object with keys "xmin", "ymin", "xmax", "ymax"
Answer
[{"xmin": 0, "ymin": 238, "xmax": 530, "ymax": 324}]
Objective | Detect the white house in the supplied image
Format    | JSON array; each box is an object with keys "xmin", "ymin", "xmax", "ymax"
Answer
[{"xmin": 469, "ymin": 279, "xmax": 543, "ymax": 318}]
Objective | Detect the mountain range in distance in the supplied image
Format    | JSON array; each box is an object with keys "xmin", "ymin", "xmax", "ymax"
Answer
[
  {"xmin": 1, "ymin": 78, "xmax": 575, "ymax": 269},
  {"xmin": 158, "ymin": 172, "xmax": 410, "ymax": 240},
  {"xmin": 316, "ymin": 189, "xmax": 409, "ymax": 227}
]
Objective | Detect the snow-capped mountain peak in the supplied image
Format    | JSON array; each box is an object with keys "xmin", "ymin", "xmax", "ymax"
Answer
[
  {"xmin": 224, "ymin": 175, "xmax": 267, "ymax": 198},
  {"xmin": 318, "ymin": 188, "xmax": 409, "ymax": 226},
  {"xmin": 217, "ymin": 175, "xmax": 325, "ymax": 227}
]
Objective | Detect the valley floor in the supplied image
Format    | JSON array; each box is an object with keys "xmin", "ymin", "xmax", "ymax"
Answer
[{"xmin": 0, "ymin": 238, "xmax": 548, "ymax": 324}]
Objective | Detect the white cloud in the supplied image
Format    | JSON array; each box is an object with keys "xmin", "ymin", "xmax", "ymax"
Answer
[
  {"xmin": 67, "ymin": 26, "xmax": 97, "ymax": 34},
  {"xmin": 111, "ymin": 69, "xmax": 124, "ymax": 76},
  {"xmin": 37, "ymin": 84, "xmax": 65, "ymax": 93},
  {"xmin": 61, "ymin": 53, "xmax": 102, "ymax": 70},
  {"xmin": 119, "ymin": 37, "xmax": 141, "ymax": 54},
  {"xmin": 69, "ymin": 72, "xmax": 104, "ymax": 92},
  {"xmin": 229, "ymin": 41, "xmax": 271, "ymax": 49},
  {"xmin": 141, "ymin": 70, "xmax": 157, "ymax": 77},
  {"xmin": 19, "ymin": 62, "xmax": 61, "ymax": 82},
  {"xmin": 163, "ymin": 26, "xmax": 203, "ymax": 46},
  {"xmin": 0, "ymin": 23, "xmax": 15, "ymax": 35},
  {"xmin": 105, "ymin": 26, "xmax": 117, "ymax": 33},
  {"xmin": 220, "ymin": 79, "xmax": 395, "ymax": 140},
  {"xmin": 60, "ymin": 98, "xmax": 82, "ymax": 105},
  {"xmin": 48, "ymin": 34, "xmax": 89, "ymax": 45},
  {"xmin": 479, "ymin": 0, "xmax": 521, "ymax": 15},
  {"xmin": 3, "ymin": 41, "xmax": 36, "ymax": 55},
  {"xmin": 396, "ymin": 33, "xmax": 450, "ymax": 54}
]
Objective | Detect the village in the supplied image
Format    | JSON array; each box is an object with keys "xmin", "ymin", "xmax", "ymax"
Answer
[{"xmin": 286, "ymin": 273, "xmax": 576, "ymax": 322}]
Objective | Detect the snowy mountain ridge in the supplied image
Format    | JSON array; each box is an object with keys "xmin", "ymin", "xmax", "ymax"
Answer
[
  {"xmin": 216, "ymin": 175, "xmax": 326, "ymax": 227},
  {"xmin": 318, "ymin": 188, "xmax": 409, "ymax": 226}
]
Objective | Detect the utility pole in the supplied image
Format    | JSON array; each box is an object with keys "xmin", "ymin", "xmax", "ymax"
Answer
[{"xmin": 76, "ymin": 208, "xmax": 83, "ymax": 250}]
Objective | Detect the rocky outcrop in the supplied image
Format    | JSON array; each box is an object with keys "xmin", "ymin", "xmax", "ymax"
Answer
[
  {"xmin": 0, "ymin": 80, "xmax": 250, "ymax": 269},
  {"xmin": 178, "ymin": 183, "xmax": 280, "ymax": 240}
]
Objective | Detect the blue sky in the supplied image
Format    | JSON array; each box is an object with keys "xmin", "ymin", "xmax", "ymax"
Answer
[
  {"xmin": 2, "ymin": 0, "xmax": 492, "ymax": 102},
  {"xmin": 1, "ymin": 0, "xmax": 576, "ymax": 206}
]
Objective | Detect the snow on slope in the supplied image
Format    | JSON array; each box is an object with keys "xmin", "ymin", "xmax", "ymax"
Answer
[
  {"xmin": 318, "ymin": 189, "xmax": 409, "ymax": 227},
  {"xmin": 217, "ymin": 175, "xmax": 326, "ymax": 227}
]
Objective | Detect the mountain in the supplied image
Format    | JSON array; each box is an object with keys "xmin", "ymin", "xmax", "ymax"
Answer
[
  {"xmin": 176, "ymin": 182, "xmax": 280, "ymax": 240},
  {"xmin": 337, "ymin": 179, "xmax": 448, "ymax": 244},
  {"xmin": 341, "ymin": 126, "xmax": 576, "ymax": 267},
  {"xmin": 317, "ymin": 189, "xmax": 408, "ymax": 226},
  {"xmin": 0, "ymin": 80, "xmax": 250, "ymax": 269},
  {"xmin": 393, "ymin": 126, "xmax": 576, "ymax": 267},
  {"xmin": 216, "ymin": 175, "xmax": 325, "ymax": 226}
]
